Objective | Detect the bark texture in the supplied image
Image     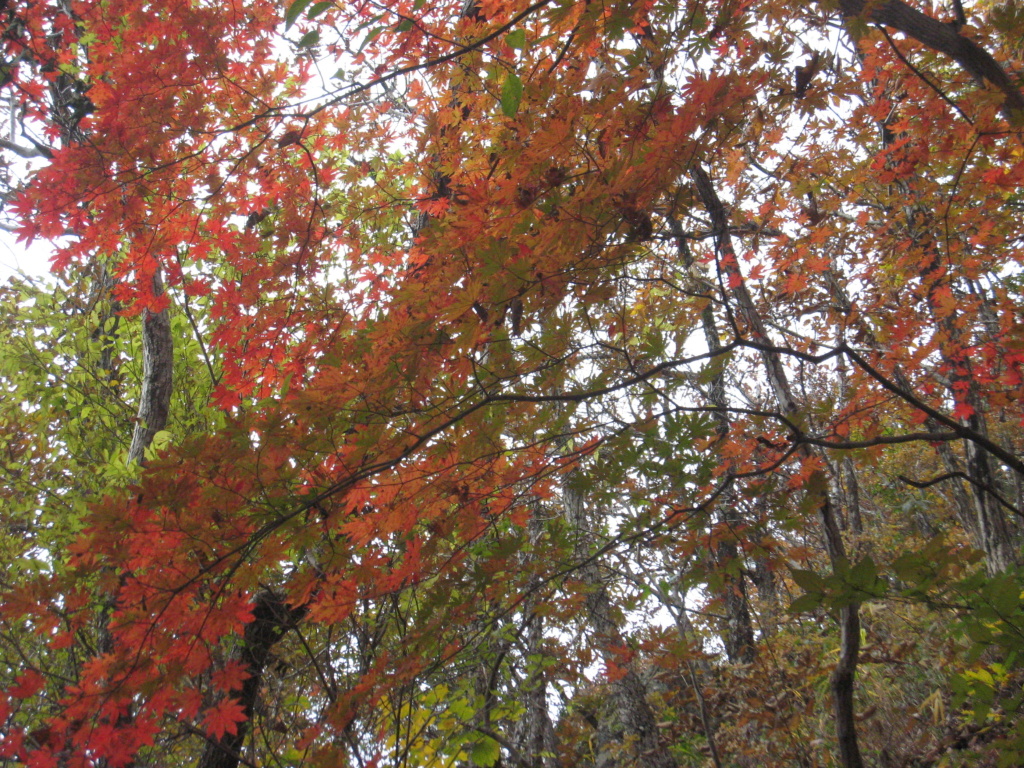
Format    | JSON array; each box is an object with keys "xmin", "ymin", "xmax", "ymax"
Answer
[{"xmin": 127, "ymin": 272, "xmax": 174, "ymax": 465}]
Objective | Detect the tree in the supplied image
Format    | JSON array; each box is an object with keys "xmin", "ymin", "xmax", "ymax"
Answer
[{"xmin": 2, "ymin": 0, "xmax": 1024, "ymax": 766}]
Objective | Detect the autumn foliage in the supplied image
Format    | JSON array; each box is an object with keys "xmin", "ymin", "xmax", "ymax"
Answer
[{"xmin": 1, "ymin": 0, "xmax": 1024, "ymax": 766}]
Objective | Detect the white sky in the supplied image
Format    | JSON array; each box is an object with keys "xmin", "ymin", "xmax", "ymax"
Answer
[{"xmin": 0, "ymin": 233, "xmax": 52, "ymax": 282}]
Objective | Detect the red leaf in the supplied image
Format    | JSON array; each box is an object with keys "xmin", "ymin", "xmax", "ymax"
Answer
[
  {"xmin": 10, "ymin": 670, "xmax": 45, "ymax": 699},
  {"xmin": 952, "ymin": 401, "xmax": 976, "ymax": 420},
  {"xmin": 211, "ymin": 661, "xmax": 252, "ymax": 693},
  {"xmin": 203, "ymin": 697, "xmax": 248, "ymax": 740}
]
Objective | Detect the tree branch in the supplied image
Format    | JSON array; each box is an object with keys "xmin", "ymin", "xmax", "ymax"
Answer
[{"xmin": 837, "ymin": 0, "xmax": 1024, "ymax": 117}]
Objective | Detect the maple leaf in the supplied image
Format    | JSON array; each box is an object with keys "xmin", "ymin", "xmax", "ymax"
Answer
[
  {"xmin": 5, "ymin": 0, "xmax": 1024, "ymax": 765},
  {"xmin": 930, "ymin": 284, "xmax": 958, "ymax": 318},
  {"xmin": 10, "ymin": 670, "xmax": 45, "ymax": 699},
  {"xmin": 202, "ymin": 697, "xmax": 248, "ymax": 740},
  {"xmin": 210, "ymin": 661, "xmax": 252, "ymax": 693},
  {"xmin": 952, "ymin": 401, "xmax": 976, "ymax": 420}
]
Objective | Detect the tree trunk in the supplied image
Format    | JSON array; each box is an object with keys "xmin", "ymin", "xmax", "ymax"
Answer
[
  {"xmin": 516, "ymin": 514, "xmax": 557, "ymax": 768},
  {"xmin": 562, "ymin": 478, "xmax": 678, "ymax": 768},
  {"xmin": 692, "ymin": 164, "xmax": 865, "ymax": 768},
  {"xmin": 670, "ymin": 219, "xmax": 756, "ymax": 665},
  {"xmin": 127, "ymin": 270, "xmax": 173, "ymax": 465},
  {"xmin": 196, "ymin": 592, "xmax": 305, "ymax": 768}
]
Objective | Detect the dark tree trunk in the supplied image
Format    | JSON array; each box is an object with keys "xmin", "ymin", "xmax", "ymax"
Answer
[
  {"xmin": 693, "ymin": 165, "xmax": 864, "ymax": 768},
  {"xmin": 196, "ymin": 592, "xmax": 305, "ymax": 768}
]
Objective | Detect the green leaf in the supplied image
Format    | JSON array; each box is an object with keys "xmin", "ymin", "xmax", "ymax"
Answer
[
  {"xmin": 974, "ymin": 700, "xmax": 992, "ymax": 725},
  {"xmin": 469, "ymin": 736, "xmax": 501, "ymax": 767},
  {"xmin": 308, "ymin": 1, "xmax": 332, "ymax": 19},
  {"xmin": 790, "ymin": 567, "xmax": 825, "ymax": 593},
  {"xmin": 357, "ymin": 26, "xmax": 386, "ymax": 53},
  {"xmin": 285, "ymin": 0, "xmax": 313, "ymax": 29},
  {"xmin": 986, "ymin": 573, "xmax": 1021, "ymax": 617},
  {"xmin": 505, "ymin": 29, "xmax": 526, "ymax": 49},
  {"xmin": 501, "ymin": 73, "xmax": 523, "ymax": 117},
  {"xmin": 847, "ymin": 555, "xmax": 886, "ymax": 598},
  {"xmin": 297, "ymin": 30, "xmax": 320, "ymax": 47},
  {"xmin": 844, "ymin": 14, "xmax": 871, "ymax": 40},
  {"xmin": 789, "ymin": 593, "xmax": 823, "ymax": 614},
  {"xmin": 849, "ymin": 555, "xmax": 876, "ymax": 585}
]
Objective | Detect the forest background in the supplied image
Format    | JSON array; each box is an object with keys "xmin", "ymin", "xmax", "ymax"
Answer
[{"xmin": 2, "ymin": 0, "xmax": 1024, "ymax": 766}]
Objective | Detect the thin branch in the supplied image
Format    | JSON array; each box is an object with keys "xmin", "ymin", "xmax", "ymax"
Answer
[
  {"xmin": 878, "ymin": 26, "xmax": 974, "ymax": 126},
  {"xmin": 898, "ymin": 472, "xmax": 1024, "ymax": 519},
  {"xmin": 841, "ymin": 344, "xmax": 1024, "ymax": 477},
  {"xmin": 796, "ymin": 431, "xmax": 959, "ymax": 450}
]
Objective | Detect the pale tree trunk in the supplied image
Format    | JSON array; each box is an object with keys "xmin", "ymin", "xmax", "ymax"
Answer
[
  {"xmin": 47, "ymin": 4, "xmax": 176, "ymax": 762},
  {"xmin": 833, "ymin": 349, "xmax": 864, "ymax": 538},
  {"xmin": 960, "ymin": 281, "xmax": 1020, "ymax": 571},
  {"xmin": 669, "ymin": 218, "xmax": 756, "ymax": 666},
  {"xmin": 829, "ymin": 258, "xmax": 980, "ymax": 543},
  {"xmin": 519, "ymin": 613, "xmax": 556, "ymax": 768},
  {"xmin": 127, "ymin": 271, "xmax": 174, "ymax": 465},
  {"xmin": 562, "ymin": 478, "xmax": 678, "ymax": 768},
  {"xmin": 838, "ymin": 26, "xmax": 987, "ymax": 550},
  {"xmin": 92, "ymin": 270, "xmax": 173, "ymax": 768},
  {"xmin": 897, "ymin": 170, "xmax": 1015, "ymax": 575},
  {"xmin": 907, "ymin": 210, "xmax": 1016, "ymax": 575},
  {"xmin": 847, "ymin": 6, "xmax": 1020, "ymax": 574},
  {"xmin": 514, "ymin": 513, "xmax": 557, "ymax": 768},
  {"xmin": 961, "ymin": 399, "xmax": 1017, "ymax": 574}
]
